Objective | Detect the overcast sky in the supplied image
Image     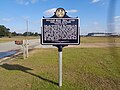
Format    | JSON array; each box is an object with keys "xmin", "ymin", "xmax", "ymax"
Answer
[{"xmin": 0, "ymin": 0, "xmax": 120, "ymax": 35}]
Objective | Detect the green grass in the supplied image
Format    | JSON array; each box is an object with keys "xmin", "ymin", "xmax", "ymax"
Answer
[
  {"xmin": 0, "ymin": 48, "xmax": 120, "ymax": 90},
  {"xmin": 80, "ymin": 37, "xmax": 120, "ymax": 43},
  {"xmin": 0, "ymin": 36, "xmax": 39, "ymax": 43},
  {"xmin": 1, "ymin": 36, "xmax": 120, "ymax": 43}
]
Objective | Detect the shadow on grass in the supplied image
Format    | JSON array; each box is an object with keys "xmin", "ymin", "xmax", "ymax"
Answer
[{"xmin": 0, "ymin": 63, "xmax": 58, "ymax": 86}]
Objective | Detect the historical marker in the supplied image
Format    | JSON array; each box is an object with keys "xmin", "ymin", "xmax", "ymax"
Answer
[
  {"xmin": 41, "ymin": 8, "xmax": 80, "ymax": 87},
  {"xmin": 41, "ymin": 8, "xmax": 80, "ymax": 45},
  {"xmin": 42, "ymin": 18, "xmax": 79, "ymax": 45}
]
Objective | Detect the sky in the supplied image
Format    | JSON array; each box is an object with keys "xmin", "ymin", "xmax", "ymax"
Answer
[{"xmin": 0, "ymin": 0, "xmax": 120, "ymax": 35}]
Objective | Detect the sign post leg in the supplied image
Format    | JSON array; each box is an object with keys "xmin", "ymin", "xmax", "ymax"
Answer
[
  {"xmin": 59, "ymin": 51, "xmax": 62, "ymax": 87},
  {"xmin": 58, "ymin": 46, "xmax": 63, "ymax": 87},
  {"xmin": 53, "ymin": 45, "xmax": 67, "ymax": 87}
]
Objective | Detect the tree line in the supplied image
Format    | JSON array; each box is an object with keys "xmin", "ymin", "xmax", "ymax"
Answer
[{"xmin": 0, "ymin": 25, "xmax": 39, "ymax": 38}]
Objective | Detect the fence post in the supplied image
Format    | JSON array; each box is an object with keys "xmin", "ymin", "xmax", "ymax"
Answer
[
  {"xmin": 23, "ymin": 40, "xmax": 25, "ymax": 59},
  {"xmin": 26, "ymin": 39, "xmax": 29, "ymax": 58}
]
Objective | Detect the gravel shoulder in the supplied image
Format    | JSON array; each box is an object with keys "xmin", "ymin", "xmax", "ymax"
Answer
[
  {"xmin": 68, "ymin": 43, "xmax": 120, "ymax": 48},
  {"xmin": 35, "ymin": 43, "xmax": 120, "ymax": 48}
]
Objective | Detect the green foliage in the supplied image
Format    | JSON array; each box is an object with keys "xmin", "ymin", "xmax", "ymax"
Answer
[
  {"xmin": 0, "ymin": 25, "xmax": 10, "ymax": 37},
  {"xmin": 0, "ymin": 25, "xmax": 39, "ymax": 37},
  {"xmin": 23, "ymin": 32, "xmax": 39, "ymax": 36},
  {"xmin": 34, "ymin": 32, "xmax": 39, "ymax": 36},
  {"xmin": 11, "ymin": 31, "xmax": 17, "ymax": 36}
]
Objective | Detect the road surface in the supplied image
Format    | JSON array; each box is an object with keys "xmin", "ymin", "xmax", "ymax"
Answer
[{"xmin": 0, "ymin": 39, "xmax": 40, "ymax": 52}]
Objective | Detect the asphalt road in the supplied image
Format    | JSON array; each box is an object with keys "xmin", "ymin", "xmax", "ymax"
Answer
[{"xmin": 0, "ymin": 39, "xmax": 40, "ymax": 52}]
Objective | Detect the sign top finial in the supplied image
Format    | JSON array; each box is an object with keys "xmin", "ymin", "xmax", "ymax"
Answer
[{"xmin": 55, "ymin": 8, "xmax": 66, "ymax": 18}]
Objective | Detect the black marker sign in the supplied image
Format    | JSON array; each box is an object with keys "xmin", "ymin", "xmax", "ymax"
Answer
[{"xmin": 41, "ymin": 18, "xmax": 79, "ymax": 45}]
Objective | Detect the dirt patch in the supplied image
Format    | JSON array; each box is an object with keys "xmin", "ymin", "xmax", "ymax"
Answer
[
  {"xmin": 78, "ymin": 72, "xmax": 120, "ymax": 90},
  {"xmin": 68, "ymin": 43, "xmax": 120, "ymax": 48}
]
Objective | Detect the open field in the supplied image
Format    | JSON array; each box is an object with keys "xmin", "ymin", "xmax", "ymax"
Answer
[
  {"xmin": 0, "ymin": 36, "xmax": 39, "ymax": 43},
  {"xmin": 0, "ymin": 36, "xmax": 120, "ymax": 43},
  {"xmin": 80, "ymin": 37, "xmax": 120, "ymax": 43},
  {"xmin": 0, "ymin": 48, "xmax": 120, "ymax": 90}
]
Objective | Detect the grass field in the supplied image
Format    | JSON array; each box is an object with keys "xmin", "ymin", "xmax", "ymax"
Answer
[
  {"xmin": 0, "ymin": 36, "xmax": 39, "ymax": 43},
  {"xmin": 0, "ymin": 36, "xmax": 120, "ymax": 43},
  {"xmin": 80, "ymin": 37, "xmax": 120, "ymax": 43},
  {"xmin": 0, "ymin": 47, "xmax": 120, "ymax": 90}
]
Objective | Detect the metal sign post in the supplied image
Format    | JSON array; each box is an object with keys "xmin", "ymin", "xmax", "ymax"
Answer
[
  {"xmin": 58, "ymin": 46, "xmax": 62, "ymax": 87},
  {"xmin": 54, "ymin": 45, "xmax": 65, "ymax": 87}
]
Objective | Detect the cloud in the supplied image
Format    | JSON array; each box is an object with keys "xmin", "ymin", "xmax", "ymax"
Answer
[
  {"xmin": 31, "ymin": 20, "xmax": 40, "ymax": 24},
  {"xmin": 93, "ymin": 21, "xmax": 99, "ymax": 25},
  {"xmin": 107, "ymin": 16, "xmax": 120, "ymax": 33},
  {"xmin": 16, "ymin": 0, "xmax": 38, "ymax": 5},
  {"xmin": 114, "ymin": 16, "xmax": 120, "ymax": 22},
  {"xmin": 88, "ymin": 21, "xmax": 106, "ymax": 32},
  {"xmin": 81, "ymin": 21, "xmax": 107, "ymax": 35},
  {"xmin": 114, "ymin": 16, "xmax": 120, "ymax": 19},
  {"xmin": 114, "ymin": 16, "xmax": 120, "ymax": 26},
  {"xmin": 23, "ymin": 16, "xmax": 30, "ymax": 20},
  {"xmin": 66, "ymin": 10, "xmax": 78, "ymax": 13},
  {"xmin": 31, "ymin": 0, "xmax": 38, "ymax": 4},
  {"xmin": 44, "ymin": 8, "xmax": 78, "ymax": 16},
  {"xmin": 44, "ymin": 8, "xmax": 57, "ymax": 16},
  {"xmin": 16, "ymin": 0, "xmax": 24, "ymax": 4},
  {"xmin": 25, "ymin": 1, "xmax": 29, "ymax": 5},
  {"xmin": 1, "ymin": 18, "xmax": 14, "ymax": 22},
  {"xmin": 91, "ymin": 0, "xmax": 101, "ymax": 3},
  {"xmin": 114, "ymin": 16, "xmax": 120, "ymax": 32},
  {"xmin": 41, "ymin": 0, "xmax": 47, "ymax": 1}
]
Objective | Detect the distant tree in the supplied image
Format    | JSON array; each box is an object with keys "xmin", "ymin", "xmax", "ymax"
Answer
[
  {"xmin": 8, "ymin": 32, "xmax": 12, "ymax": 38},
  {"xmin": 23, "ymin": 32, "xmax": 28, "ymax": 36},
  {"xmin": 29, "ymin": 32, "xmax": 34, "ymax": 36},
  {"xmin": 17, "ymin": 33, "xmax": 23, "ymax": 36},
  {"xmin": 0, "ymin": 25, "xmax": 10, "ymax": 37},
  {"xmin": 12, "ymin": 31, "xmax": 17, "ymax": 36},
  {"xmin": 23, "ymin": 32, "xmax": 34, "ymax": 36},
  {"xmin": 34, "ymin": 32, "xmax": 39, "ymax": 36}
]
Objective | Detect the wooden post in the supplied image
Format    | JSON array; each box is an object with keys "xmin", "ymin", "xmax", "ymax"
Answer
[
  {"xmin": 26, "ymin": 39, "xmax": 29, "ymax": 58},
  {"xmin": 23, "ymin": 40, "xmax": 25, "ymax": 59}
]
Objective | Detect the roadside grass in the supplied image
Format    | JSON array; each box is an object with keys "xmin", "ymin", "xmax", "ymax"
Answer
[
  {"xmin": 80, "ymin": 37, "xmax": 120, "ymax": 43},
  {"xmin": 0, "ymin": 48, "xmax": 120, "ymax": 90},
  {"xmin": 1, "ymin": 36, "xmax": 120, "ymax": 43},
  {"xmin": 0, "ymin": 36, "xmax": 39, "ymax": 43}
]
